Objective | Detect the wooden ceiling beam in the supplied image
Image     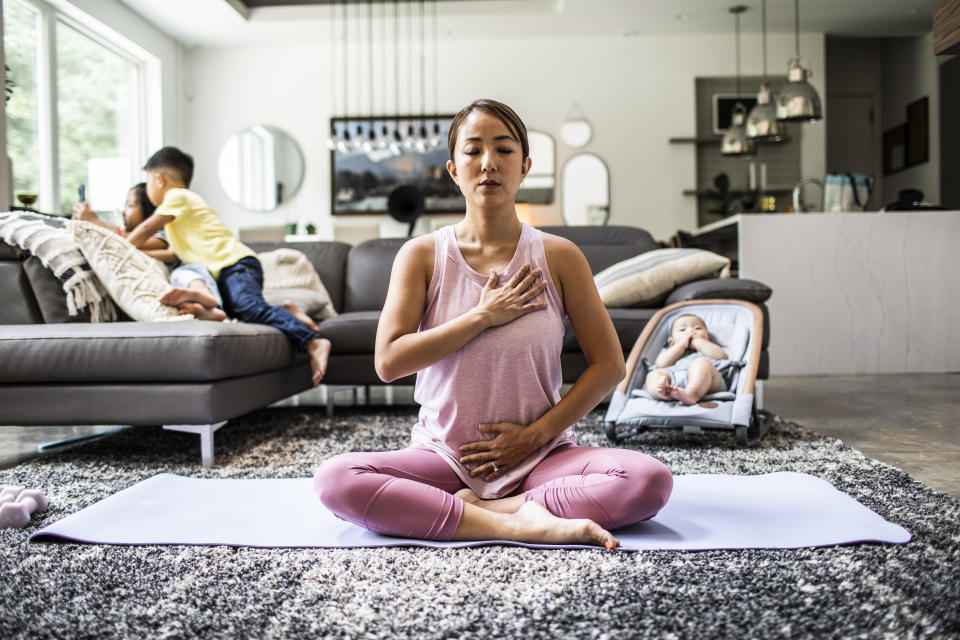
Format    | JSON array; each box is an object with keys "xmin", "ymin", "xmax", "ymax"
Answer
[{"xmin": 934, "ymin": 0, "xmax": 960, "ymax": 55}]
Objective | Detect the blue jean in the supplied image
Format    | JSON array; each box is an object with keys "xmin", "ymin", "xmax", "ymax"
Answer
[{"xmin": 218, "ymin": 256, "xmax": 318, "ymax": 352}]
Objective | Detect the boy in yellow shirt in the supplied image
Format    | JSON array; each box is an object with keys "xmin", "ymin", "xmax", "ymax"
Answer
[{"xmin": 127, "ymin": 147, "xmax": 331, "ymax": 386}]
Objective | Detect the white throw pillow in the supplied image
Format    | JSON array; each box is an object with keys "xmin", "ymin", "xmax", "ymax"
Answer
[
  {"xmin": 69, "ymin": 221, "xmax": 193, "ymax": 322},
  {"xmin": 259, "ymin": 248, "xmax": 337, "ymax": 320},
  {"xmin": 594, "ymin": 249, "xmax": 731, "ymax": 308}
]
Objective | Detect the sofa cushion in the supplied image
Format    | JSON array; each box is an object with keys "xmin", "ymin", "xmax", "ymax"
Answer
[
  {"xmin": 344, "ymin": 238, "xmax": 406, "ymax": 311},
  {"xmin": 259, "ymin": 248, "xmax": 337, "ymax": 319},
  {"xmin": 70, "ymin": 221, "xmax": 190, "ymax": 322},
  {"xmin": 563, "ymin": 308, "xmax": 658, "ymax": 353},
  {"xmin": 594, "ymin": 249, "xmax": 731, "ymax": 308},
  {"xmin": 664, "ymin": 278, "xmax": 773, "ymax": 306},
  {"xmin": 248, "ymin": 240, "xmax": 350, "ymax": 313},
  {"xmin": 538, "ymin": 225, "xmax": 659, "ymax": 274},
  {"xmin": 316, "ymin": 311, "xmax": 380, "ymax": 353},
  {"xmin": 0, "ymin": 262, "xmax": 43, "ymax": 324},
  {"xmin": 0, "ymin": 322, "xmax": 301, "ymax": 384}
]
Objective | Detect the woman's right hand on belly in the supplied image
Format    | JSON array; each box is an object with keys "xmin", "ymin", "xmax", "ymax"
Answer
[{"xmin": 475, "ymin": 263, "xmax": 548, "ymax": 329}]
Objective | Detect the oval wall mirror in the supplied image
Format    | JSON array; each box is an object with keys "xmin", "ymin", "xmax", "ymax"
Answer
[
  {"xmin": 561, "ymin": 152, "xmax": 610, "ymax": 225},
  {"xmin": 516, "ymin": 130, "xmax": 555, "ymax": 205},
  {"xmin": 218, "ymin": 125, "xmax": 305, "ymax": 212}
]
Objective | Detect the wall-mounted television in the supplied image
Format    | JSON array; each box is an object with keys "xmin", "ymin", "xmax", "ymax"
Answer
[{"xmin": 330, "ymin": 115, "xmax": 465, "ymax": 216}]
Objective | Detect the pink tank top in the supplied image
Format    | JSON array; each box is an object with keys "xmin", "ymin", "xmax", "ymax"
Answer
[{"xmin": 410, "ymin": 223, "xmax": 575, "ymax": 499}]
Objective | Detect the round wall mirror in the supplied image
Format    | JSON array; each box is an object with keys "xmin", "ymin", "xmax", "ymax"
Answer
[
  {"xmin": 562, "ymin": 152, "xmax": 610, "ymax": 225},
  {"xmin": 561, "ymin": 119, "xmax": 592, "ymax": 148},
  {"xmin": 218, "ymin": 125, "xmax": 304, "ymax": 212}
]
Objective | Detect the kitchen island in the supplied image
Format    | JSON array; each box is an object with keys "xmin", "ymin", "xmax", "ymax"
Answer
[{"xmin": 691, "ymin": 211, "xmax": 959, "ymax": 375}]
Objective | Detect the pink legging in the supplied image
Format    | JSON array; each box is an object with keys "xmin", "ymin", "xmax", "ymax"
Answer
[{"xmin": 313, "ymin": 444, "xmax": 673, "ymax": 541}]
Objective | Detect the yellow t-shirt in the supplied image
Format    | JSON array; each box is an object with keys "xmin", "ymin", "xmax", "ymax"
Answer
[{"xmin": 156, "ymin": 188, "xmax": 254, "ymax": 280}]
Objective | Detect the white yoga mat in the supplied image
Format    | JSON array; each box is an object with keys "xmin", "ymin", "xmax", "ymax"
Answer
[{"xmin": 30, "ymin": 472, "xmax": 910, "ymax": 551}]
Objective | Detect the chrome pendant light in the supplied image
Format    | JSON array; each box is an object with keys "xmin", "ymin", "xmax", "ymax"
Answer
[
  {"xmin": 721, "ymin": 5, "xmax": 756, "ymax": 157},
  {"xmin": 776, "ymin": 0, "xmax": 822, "ymax": 122},
  {"xmin": 747, "ymin": 0, "xmax": 786, "ymax": 141}
]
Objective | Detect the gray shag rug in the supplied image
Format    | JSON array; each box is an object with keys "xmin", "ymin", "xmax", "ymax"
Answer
[{"xmin": 1, "ymin": 406, "xmax": 958, "ymax": 639}]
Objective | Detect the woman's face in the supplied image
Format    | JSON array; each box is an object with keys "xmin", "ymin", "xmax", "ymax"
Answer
[
  {"xmin": 446, "ymin": 110, "xmax": 530, "ymax": 209},
  {"xmin": 123, "ymin": 188, "xmax": 144, "ymax": 231}
]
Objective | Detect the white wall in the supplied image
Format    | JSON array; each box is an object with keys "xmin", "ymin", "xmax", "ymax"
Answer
[
  {"xmin": 0, "ymin": 5, "xmax": 12, "ymax": 209},
  {"xmin": 185, "ymin": 31, "xmax": 825, "ymax": 242},
  {"xmin": 881, "ymin": 33, "xmax": 940, "ymax": 206}
]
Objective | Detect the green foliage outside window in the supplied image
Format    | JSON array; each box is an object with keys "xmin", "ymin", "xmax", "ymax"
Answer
[{"xmin": 3, "ymin": 0, "xmax": 138, "ymax": 212}]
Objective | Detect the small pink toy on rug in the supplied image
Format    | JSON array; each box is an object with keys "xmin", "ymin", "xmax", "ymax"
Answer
[{"xmin": 0, "ymin": 486, "xmax": 48, "ymax": 529}]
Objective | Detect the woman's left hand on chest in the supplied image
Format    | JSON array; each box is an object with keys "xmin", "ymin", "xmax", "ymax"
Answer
[{"xmin": 459, "ymin": 422, "xmax": 541, "ymax": 480}]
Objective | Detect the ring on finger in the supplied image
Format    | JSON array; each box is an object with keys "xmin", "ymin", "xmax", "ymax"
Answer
[{"xmin": 491, "ymin": 461, "xmax": 499, "ymax": 473}]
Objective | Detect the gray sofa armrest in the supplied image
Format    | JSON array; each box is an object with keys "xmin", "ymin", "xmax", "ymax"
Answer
[{"xmin": 664, "ymin": 278, "xmax": 772, "ymax": 305}]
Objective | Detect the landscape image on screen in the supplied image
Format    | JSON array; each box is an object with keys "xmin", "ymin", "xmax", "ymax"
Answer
[{"xmin": 331, "ymin": 117, "xmax": 465, "ymax": 215}]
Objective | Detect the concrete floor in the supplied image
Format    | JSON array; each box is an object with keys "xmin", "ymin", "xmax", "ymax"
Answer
[{"xmin": 2, "ymin": 374, "xmax": 958, "ymax": 500}]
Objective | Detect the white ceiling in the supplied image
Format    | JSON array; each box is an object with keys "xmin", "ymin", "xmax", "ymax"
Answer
[{"xmin": 118, "ymin": 0, "xmax": 939, "ymax": 49}]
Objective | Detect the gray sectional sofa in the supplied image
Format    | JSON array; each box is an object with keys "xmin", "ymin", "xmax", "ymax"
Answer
[{"xmin": 0, "ymin": 225, "xmax": 772, "ymax": 465}]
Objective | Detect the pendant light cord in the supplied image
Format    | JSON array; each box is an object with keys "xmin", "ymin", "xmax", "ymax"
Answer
[
  {"xmin": 420, "ymin": 0, "xmax": 426, "ymax": 117},
  {"xmin": 394, "ymin": 0, "xmax": 399, "ymax": 116},
  {"xmin": 794, "ymin": 0, "xmax": 800, "ymax": 58},
  {"xmin": 761, "ymin": 0, "xmax": 767, "ymax": 80},
  {"xmin": 735, "ymin": 10, "xmax": 741, "ymax": 97},
  {"xmin": 368, "ymin": 0, "xmax": 373, "ymax": 117}
]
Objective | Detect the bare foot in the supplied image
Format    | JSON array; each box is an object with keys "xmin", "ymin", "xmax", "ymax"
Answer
[
  {"xmin": 177, "ymin": 301, "xmax": 204, "ymax": 317},
  {"xmin": 454, "ymin": 488, "xmax": 524, "ymax": 514},
  {"xmin": 161, "ymin": 287, "xmax": 219, "ymax": 309},
  {"xmin": 508, "ymin": 501, "xmax": 619, "ymax": 549},
  {"xmin": 193, "ymin": 306, "xmax": 227, "ymax": 321},
  {"xmin": 666, "ymin": 384, "xmax": 700, "ymax": 406},
  {"xmin": 306, "ymin": 337, "xmax": 332, "ymax": 387},
  {"xmin": 283, "ymin": 300, "xmax": 320, "ymax": 333}
]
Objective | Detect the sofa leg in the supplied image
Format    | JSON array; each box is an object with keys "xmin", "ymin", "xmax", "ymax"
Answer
[
  {"xmin": 163, "ymin": 421, "xmax": 228, "ymax": 468},
  {"xmin": 755, "ymin": 380, "xmax": 765, "ymax": 410}
]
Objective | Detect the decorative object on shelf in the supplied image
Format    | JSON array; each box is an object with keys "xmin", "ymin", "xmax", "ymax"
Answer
[
  {"xmin": 560, "ymin": 103, "xmax": 592, "ymax": 148},
  {"xmin": 704, "ymin": 172, "xmax": 742, "ymax": 217},
  {"xmin": 218, "ymin": 125, "xmax": 305, "ymax": 213},
  {"xmin": 747, "ymin": 0, "xmax": 786, "ymax": 142},
  {"xmin": 331, "ymin": 115, "xmax": 462, "ymax": 216},
  {"xmin": 721, "ymin": 6, "xmax": 756, "ymax": 157},
  {"xmin": 15, "ymin": 193, "xmax": 38, "ymax": 210},
  {"xmin": 561, "ymin": 153, "xmax": 609, "ymax": 225},
  {"xmin": 776, "ymin": 0, "xmax": 822, "ymax": 122}
]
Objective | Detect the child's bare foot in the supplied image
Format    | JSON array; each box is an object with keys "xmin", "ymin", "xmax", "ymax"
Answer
[
  {"xmin": 161, "ymin": 287, "xmax": 219, "ymax": 309},
  {"xmin": 283, "ymin": 300, "xmax": 320, "ymax": 333},
  {"xmin": 666, "ymin": 384, "xmax": 700, "ymax": 406},
  {"xmin": 177, "ymin": 301, "xmax": 204, "ymax": 317},
  {"xmin": 454, "ymin": 488, "xmax": 524, "ymax": 514},
  {"xmin": 306, "ymin": 337, "xmax": 332, "ymax": 386},
  {"xmin": 508, "ymin": 501, "xmax": 619, "ymax": 549},
  {"xmin": 194, "ymin": 306, "xmax": 227, "ymax": 321}
]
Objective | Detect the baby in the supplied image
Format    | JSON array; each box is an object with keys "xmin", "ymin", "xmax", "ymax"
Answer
[{"xmin": 645, "ymin": 314, "xmax": 728, "ymax": 405}]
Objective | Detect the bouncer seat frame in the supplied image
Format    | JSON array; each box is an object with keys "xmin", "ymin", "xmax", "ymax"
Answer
[{"xmin": 604, "ymin": 299, "xmax": 776, "ymax": 447}]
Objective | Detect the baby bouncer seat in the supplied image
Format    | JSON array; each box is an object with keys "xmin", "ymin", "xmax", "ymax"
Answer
[{"xmin": 604, "ymin": 299, "xmax": 777, "ymax": 447}]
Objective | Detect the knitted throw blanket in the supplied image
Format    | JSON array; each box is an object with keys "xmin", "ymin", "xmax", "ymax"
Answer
[{"xmin": 0, "ymin": 211, "xmax": 118, "ymax": 322}]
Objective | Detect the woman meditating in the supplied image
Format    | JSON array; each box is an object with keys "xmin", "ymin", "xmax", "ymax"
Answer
[{"xmin": 314, "ymin": 99, "xmax": 672, "ymax": 549}]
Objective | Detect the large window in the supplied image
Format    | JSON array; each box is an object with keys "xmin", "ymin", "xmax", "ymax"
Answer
[
  {"xmin": 4, "ymin": 0, "xmax": 146, "ymax": 214},
  {"xmin": 4, "ymin": 0, "xmax": 39, "ymax": 198}
]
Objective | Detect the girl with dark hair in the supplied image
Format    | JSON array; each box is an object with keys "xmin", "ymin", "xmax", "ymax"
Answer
[
  {"xmin": 314, "ymin": 99, "xmax": 673, "ymax": 548},
  {"xmin": 72, "ymin": 184, "xmax": 226, "ymax": 321}
]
